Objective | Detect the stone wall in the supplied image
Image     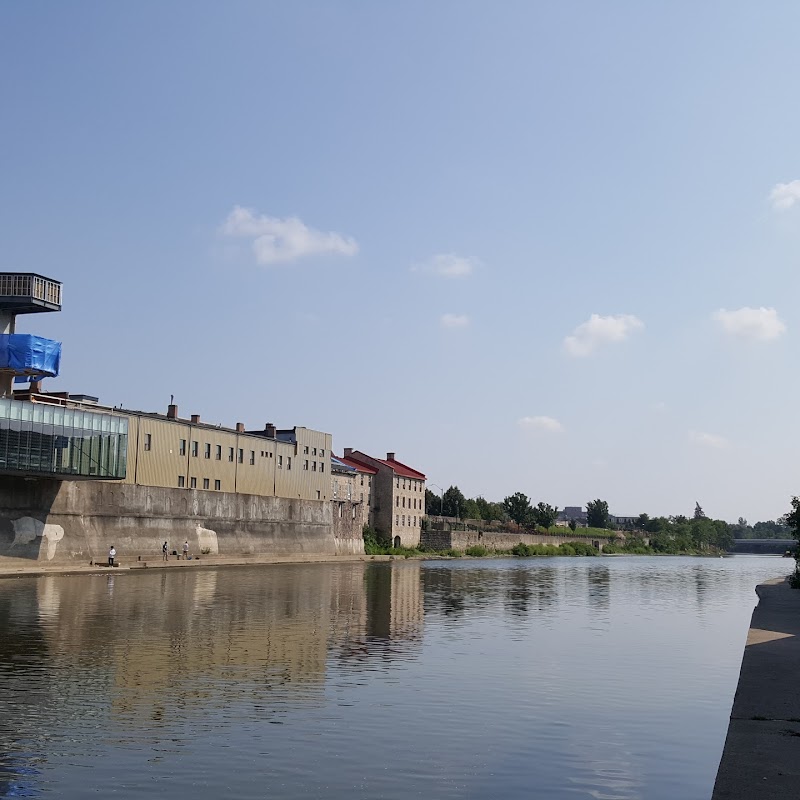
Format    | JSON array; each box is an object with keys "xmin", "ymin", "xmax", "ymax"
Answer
[
  {"xmin": 421, "ymin": 529, "xmax": 615, "ymax": 552},
  {"xmin": 331, "ymin": 498, "xmax": 367, "ymax": 555},
  {"xmin": 0, "ymin": 477, "xmax": 341, "ymax": 563}
]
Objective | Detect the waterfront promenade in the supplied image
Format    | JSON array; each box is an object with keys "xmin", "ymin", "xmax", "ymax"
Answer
[
  {"xmin": 712, "ymin": 576, "xmax": 800, "ymax": 799},
  {"xmin": 0, "ymin": 552, "xmax": 394, "ymax": 579}
]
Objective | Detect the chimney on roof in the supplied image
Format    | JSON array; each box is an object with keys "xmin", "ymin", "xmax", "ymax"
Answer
[
  {"xmin": 190, "ymin": 414, "xmax": 200, "ymax": 424},
  {"xmin": 167, "ymin": 403, "xmax": 178, "ymax": 420},
  {"xmin": 265, "ymin": 423, "xmax": 276, "ymax": 438},
  {"xmin": 386, "ymin": 452, "xmax": 395, "ymax": 461},
  {"xmin": 344, "ymin": 448, "xmax": 353, "ymax": 457},
  {"xmin": 236, "ymin": 422, "xmax": 245, "ymax": 433}
]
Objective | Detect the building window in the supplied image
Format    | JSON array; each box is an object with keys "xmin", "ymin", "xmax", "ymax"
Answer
[
  {"xmin": 204, "ymin": 443, "xmax": 211, "ymax": 459},
  {"xmin": 402, "ymin": 497, "xmax": 406, "ymax": 508},
  {"xmin": 215, "ymin": 479, "xmax": 221, "ymax": 491},
  {"xmin": 413, "ymin": 516, "xmax": 417, "ymax": 526},
  {"xmin": 178, "ymin": 475, "xmax": 185, "ymax": 488},
  {"xmin": 402, "ymin": 515, "xmax": 405, "ymax": 526},
  {"xmin": 250, "ymin": 450, "xmax": 255, "ymax": 465},
  {"xmin": 396, "ymin": 514, "xmax": 399, "ymax": 526},
  {"xmin": 317, "ymin": 490, "xmax": 321, "ymax": 499},
  {"xmin": 360, "ymin": 492, "xmax": 364, "ymax": 502},
  {"xmin": 320, "ymin": 462, "xmax": 324, "ymax": 473},
  {"xmin": 190, "ymin": 477, "xmax": 197, "ymax": 489},
  {"xmin": 278, "ymin": 455, "xmax": 283, "ymax": 469},
  {"xmin": 179, "ymin": 439, "xmax": 186, "ymax": 456},
  {"xmin": 287, "ymin": 456, "xmax": 292, "ymax": 470},
  {"xmin": 228, "ymin": 447, "xmax": 234, "ymax": 462},
  {"xmin": 216, "ymin": 445, "xmax": 222, "ymax": 460},
  {"xmin": 192, "ymin": 441, "xmax": 198, "ymax": 457},
  {"xmin": 396, "ymin": 478, "xmax": 399, "ymax": 488},
  {"xmin": 360, "ymin": 475, "xmax": 364, "ymax": 486},
  {"xmin": 237, "ymin": 448, "xmax": 243, "ymax": 464},
  {"xmin": 312, "ymin": 461, "xmax": 317, "ymax": 472},
  {"xmin": 338, "ymin": 503, "xmax": 343, "ymax": 518},
  {"xmin": 203, "ymin": 478, "xmax": 209, "ymax": 489},
  {"xmin": 303, "ymin": 446, "xmax": 309, "ymax": 454},
  {"xmin": 396, "ymin": 497, "xmax": 399, "ymax": 507},
  {"xmin": 312, "ymin": 447, "xmax": 317, "ymax": 456},
  {"xmin": 304, "ymin": 460, "xmax": 309, "ymax": 470}
]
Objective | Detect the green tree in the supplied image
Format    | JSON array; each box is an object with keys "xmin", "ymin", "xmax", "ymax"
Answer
[
  {"xmin": 753, "ymin": 519, "xmax": 791, "ymax": 538},
  {"xmin": 532, "ymin": 502, "xmax": 559, "ymax": 529},
  {"xmin": 426, "ymin": 487, "xmax": 442, "ymax": 515},
  {"xmin": 694, "ymin": 502, "xmax": 706, "ymax": 519},
  {"xmin": 462, "ymin": 498, "xmax": 482, "ymax": 520},
  {"xmin": 503, "ymin": 492, "xmax": 533, "ymax": 527},
  {"xmin": 474, "ymin": 496, "xmax": 506, "ymax": 523},
  {"xmin": 568, "ymin": 519, "xmax": 578, "ymax": 532},
  {"xmin": 586, "ymin": 499, "xmax": 610, "ymax": 529},
  {"xmin": 782, "ymin": 497, "xmax": 800, "ymax": 587},
  {"xmin": 636, "ymin": 513, "xmax": 650, "ymax": 530},
  {"xmin": 442, "ymin": 485, "xmax": 466, "ymax": 518}
]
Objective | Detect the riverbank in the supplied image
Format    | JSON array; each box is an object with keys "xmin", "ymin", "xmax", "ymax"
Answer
[
  {"xmin": 0, "ymin": 548, "xmax": 740, "ymax": 579},
  {"xmin": 712, "ymin": 576, "xmax": 800, "ymax": 799},
  {"xmin": 0, "ymin": 552, "xmax": 402, "ymax": 579}
]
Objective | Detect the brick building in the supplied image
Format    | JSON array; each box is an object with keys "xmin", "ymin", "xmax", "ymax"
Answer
[{"xmin": 342, "ymin": 449, "xmax": 425, "ymax": 547}]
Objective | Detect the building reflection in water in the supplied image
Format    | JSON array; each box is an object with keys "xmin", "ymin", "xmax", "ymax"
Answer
[{"xmin": 0, "ymin": 562, "xmax": 426, "ymax": 749}]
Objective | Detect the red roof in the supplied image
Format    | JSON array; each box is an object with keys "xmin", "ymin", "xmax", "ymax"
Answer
[
  {"xmin": 377, "ymin": 457, "xmax": 426, "ymax": 480},
  {"xmin": 337, "ymin": 454, "xmax": 378, "ymax": 474}
]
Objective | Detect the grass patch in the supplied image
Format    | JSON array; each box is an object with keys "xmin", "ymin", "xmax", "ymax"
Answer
[
  {"xmin": 511, "ymin": 541, "xmax": 600, "ymax": 557},
  {"xmin": 465, "ymin": 545, "xmax": 490, "ymax": 557}
]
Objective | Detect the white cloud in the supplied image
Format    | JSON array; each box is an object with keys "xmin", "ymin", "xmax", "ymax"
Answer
[
  {"xmin": 220, "ymin": 205, "xmax": 358, "ymax": 265},
  {"xmin": 440, "ymin": 313, "xmax": 470, "ymax": 329},
  {"xmin": 563, "ymin": 314, "xmax": 644, "ymax": 357},
  {"xmin": 769, "ymin": 180, "xmax": 800, "ymax": 211},
  {"xmin": 652, "ymin": 401, "xmax": 667, "ymax": 413},
  {"xmin": 413, "ymin": 253, "xmax": 477, "ymax": 278},
  {"xmin": 689, "ymin": 430, "xmax": 729, "ymax": 449},
  {"xmin": 518, "ymin": 416, "xmax": 564, "ymax": 433},
  {"xmin": 712, "ymin": 307, "xmax": 786, "ymax": 341}
]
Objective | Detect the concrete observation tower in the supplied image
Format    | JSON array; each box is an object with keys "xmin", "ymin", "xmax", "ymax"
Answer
[{"xmin": 0, "ymin": 273, "xmax": 62, "ymax": 397}]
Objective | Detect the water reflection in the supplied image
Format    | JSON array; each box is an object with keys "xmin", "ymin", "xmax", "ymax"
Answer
[{"xmin": 0, "ymin": 556, "xmax": 790, "ymax": 800}]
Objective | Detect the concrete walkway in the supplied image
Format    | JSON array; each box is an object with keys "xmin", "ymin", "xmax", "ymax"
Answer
[
  {"xmin": 0, "ymin": 552, "xmax": 401, "ymax": 579},
  {"xmin": 712, "ymin": 576, "xmax": 800, "ymax": 799}
]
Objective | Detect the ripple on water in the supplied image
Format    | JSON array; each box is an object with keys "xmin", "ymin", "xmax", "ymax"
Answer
[{"xmin": 0, "ymin": 556, "xmax": 789, "ymax": 799}]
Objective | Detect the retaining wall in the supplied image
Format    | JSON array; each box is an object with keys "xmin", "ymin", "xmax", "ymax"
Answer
[
  {"xmin": 0, "ymin": 477, "xmax": 359, "ymax": 563},
  {"xmin": 421, "ymin": 529, "xmax": 614, "ymax": 552}
]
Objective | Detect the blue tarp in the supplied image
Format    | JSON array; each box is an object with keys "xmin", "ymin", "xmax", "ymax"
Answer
[{"xmin": 0, "ymin": 334, "xmax": 61, "ymax": 377}]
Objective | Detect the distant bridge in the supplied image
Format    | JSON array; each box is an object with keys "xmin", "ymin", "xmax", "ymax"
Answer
[{"xmin": 728, "ymin": 539, "xmax": 796, "ymax": 555}]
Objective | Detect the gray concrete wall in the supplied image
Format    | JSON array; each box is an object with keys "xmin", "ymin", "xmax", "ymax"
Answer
[
  {"xmin": 331, "ymin": 498, "xmax": 367, "ymax": 556},
  {"xmin": 0, "ymin": 477, "xmax": 337, "ymax": 563},
  {"xmin": 421, "ymin": 529, "xmax": 614, "ymax": 551}
]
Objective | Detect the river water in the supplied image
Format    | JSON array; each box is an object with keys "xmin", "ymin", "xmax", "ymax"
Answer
[{"xmin": 0, "ymin": 555, "xmax": 790, "ymax": 799}]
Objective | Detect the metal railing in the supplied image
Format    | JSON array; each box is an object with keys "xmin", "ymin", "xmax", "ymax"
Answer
[{"xmin": 0, "ymin": 274, "xmax": 62, "ymax": 306}]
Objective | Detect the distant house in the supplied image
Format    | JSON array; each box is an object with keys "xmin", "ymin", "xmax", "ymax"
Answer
[
  {"xmin": 341, "ymin": 449, "xmax": 425, "ymax": 548},
  {"xmin": 556, "ymin": 506, "xmax": 588, "ymax": 527}
]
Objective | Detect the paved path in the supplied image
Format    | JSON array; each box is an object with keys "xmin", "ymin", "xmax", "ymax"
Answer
[
  {"xmin": 712, "ymin": 576, "xmax": 800, "ymax": 799},
  {"xmin": 0, "ymin": 552, "xmax": 401, "ymax": 579}
]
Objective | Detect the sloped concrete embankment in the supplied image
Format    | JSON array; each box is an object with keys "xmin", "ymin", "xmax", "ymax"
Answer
[
  {"xmin": 712, "ymin": 576, "xmax": 800, "ymax": 800},
  {"xmin": 0, "ymin": 477, "xmax": 351, "ymax": 563}
]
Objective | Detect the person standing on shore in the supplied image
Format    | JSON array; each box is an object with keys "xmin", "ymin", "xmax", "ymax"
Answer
[
  {"xmin": 183, "ymin": 540, "xmax": 189, "ymax": 560},
  {"xmin": 162, "ymin": 541, "xmax": 168, "ymax": 561},
  {"xmin": 108, "ymin": 545, "xmax": 116, "ymax": 567}
]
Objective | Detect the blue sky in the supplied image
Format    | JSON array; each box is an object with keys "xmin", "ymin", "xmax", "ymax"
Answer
[{"xmin": 3, "ymin": 2, "xmax": 800, "ymax": 522}]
